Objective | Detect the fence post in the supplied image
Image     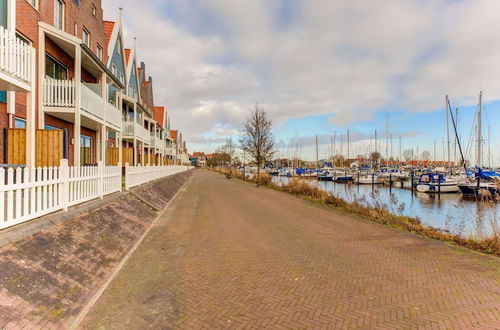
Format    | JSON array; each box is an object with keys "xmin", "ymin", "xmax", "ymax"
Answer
[
  {"xmin": 125, "ymin": 162, "xmax": 130, "ymax": 191},
  {"xmin": 60, "ymin": 159, "xmax": 69, "ymax": 211},
  {"xmin": 118, "ymin": 162, "xmax": 122, "ymax": 192},
  {"xmin": 98, "ymin": 160, "xmax": 104, "ymax": 200}
]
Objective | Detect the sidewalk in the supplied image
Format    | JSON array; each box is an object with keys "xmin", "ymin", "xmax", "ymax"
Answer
[{"xmin": 81, "ymin": 170, "xmax": 500, "ymax": 329}]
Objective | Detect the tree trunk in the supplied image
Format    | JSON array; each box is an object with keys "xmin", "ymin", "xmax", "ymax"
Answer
[{"xmin": 256, "ymin": 163, "xmax": 260, "ymax": 187}]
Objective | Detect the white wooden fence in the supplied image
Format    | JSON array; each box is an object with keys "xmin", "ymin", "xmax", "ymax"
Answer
[
  {"xmin": 125, "ymin": 164, "xmax": 189, "ymax": 189},
  {"xmin": 0, "ymin": 160, "xmax": 120, "ymax": 230},
  {"xmin": 0, "ymin": 26, "xmax": 32, "ymax": 84},
  {"xmin": 0, "ymin": 161, "xmax": 189, "ymax": 230}
]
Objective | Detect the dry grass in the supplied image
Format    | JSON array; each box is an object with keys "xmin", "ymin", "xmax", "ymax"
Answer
[{"xmin": 211, "ymin": 167, "xmax": 500, "ymax": 257}]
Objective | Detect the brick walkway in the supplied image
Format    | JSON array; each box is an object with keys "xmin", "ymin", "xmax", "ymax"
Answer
[{"xmin": 82, "ymin": 170, "xmax": 500, "ymax": 329}]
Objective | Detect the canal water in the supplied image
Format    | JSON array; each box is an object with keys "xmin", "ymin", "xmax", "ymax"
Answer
[{"xmin": 272, "ymin": 176, "xmax": 499, "ymax": 238}]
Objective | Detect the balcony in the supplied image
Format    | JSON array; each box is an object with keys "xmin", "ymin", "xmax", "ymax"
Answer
[
  {"xmin": 0, "ymin": 27, "xmax": 33, "ymax": 92},
  {"xmin": 42, "ymin": 78, "xmax": 122, "ymax": 131},
  {"xmin": 122, "ymin": 121, "xmax": 150, "ymax": 144},
  {"xmin": 150, "ymin": 134, "xmax": 166, "ymax": 150}
]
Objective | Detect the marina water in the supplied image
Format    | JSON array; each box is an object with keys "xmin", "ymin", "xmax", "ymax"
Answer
[{"xmin": 272, "ymin": 176, "xmax": 499, "ymax": 238}]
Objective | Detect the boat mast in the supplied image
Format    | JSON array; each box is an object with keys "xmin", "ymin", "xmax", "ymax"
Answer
[
  {"xmin": 315, "ymin": 135, "xmax": 319, "ymax": 169},
  {"xmin": 446, "ymin": 96, "xmax": 450, "ymax": 168},
  {"xmin": 385, "ymin": 115, "xmax": 389, "ymax": 161},
  {"xmin": 347, "ymin": 129, "xmax": 350, "ymax": 161},
  {"xmin": 488, "ymin": 125, "xmax": 491, "ymax": 168},
  {"xmin": 399, "ymin": 136, "xmax": 401, "ymax": 164},
  {"xmin": 446, "ymin": 95, "xmax": 467, "ymax": 172},
  {"xmin": 477, "ymin": 91, "xmax": 482, "ymax": 167}
]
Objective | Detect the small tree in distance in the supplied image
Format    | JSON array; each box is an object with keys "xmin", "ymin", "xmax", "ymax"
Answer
[{"xmin": 240, "ymin": 105, "xmax": 275, "ymax": 187}]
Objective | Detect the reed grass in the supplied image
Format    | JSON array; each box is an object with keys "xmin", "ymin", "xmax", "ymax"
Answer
[{"xmin": 211, "ymin": 167, "xmax": 500, "ymax": 257}]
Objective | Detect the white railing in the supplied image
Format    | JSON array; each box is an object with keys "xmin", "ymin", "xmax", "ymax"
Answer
[
  {"xmin": 0, "ymin": 26, "xmax": 32, "ymax": 84},
  {"xmin": 125, "ymin": 164, "xmax": 189, "ymax": 189},
  {"xmin": 122, "ymin": 121, "xmax": 150, "ymax": 143},
  {"xmin": 80, "ymin": 83, "xmax": 105, "ymax": 120},
  {"xmin": 0, "ymin": 160, "xmax": 121, "ymax": 230},
  {"xmin": 43, "ymin": 78, "xmax": 75, "ymax": 107},
  {"xmin": 106, "ymin": 102, "xmax": 122, "ymax": 130}
]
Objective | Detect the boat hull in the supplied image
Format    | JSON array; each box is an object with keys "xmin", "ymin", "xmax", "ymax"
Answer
[{"xmin": 415, "ymin": 183, "xmax": 460, "ymax": 193}]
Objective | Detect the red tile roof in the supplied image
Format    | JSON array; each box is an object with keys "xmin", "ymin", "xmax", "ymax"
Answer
[
  {"xmin": 153, "ymin": 106, "xmax": 165, "ymax": 128},
  {"xmin": 103, "ymin": 21, "xmax": 115, "ymax": 47},
  {"xmin": 170, "ymin": 130, "xmax": 178, "ymax": 140},
  {"xmin": 124, "ymin": 48, "xmax": 131, "ymax": 65}
]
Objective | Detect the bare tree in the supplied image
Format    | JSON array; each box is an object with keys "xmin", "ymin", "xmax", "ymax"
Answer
[
  {"xmin": 221, "ymin": 137, "xmax": 236, "ymax": 167},
  {"xmin": 421, "ymin": 150, "xmax": 431, "ymax": 161},
  {"xmin": 403, "ymin": 149, "xmax": 413, "ymax": 161},
  {"xmin": 240, "ymin": 105, "xmax": 275, "ymax": 187},
  {"xmin": 370, "ymin": 151, "xmax": 381, "ymax": 163}
]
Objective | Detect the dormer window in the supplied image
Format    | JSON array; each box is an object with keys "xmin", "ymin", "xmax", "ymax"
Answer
[{"xmin": 112, "ymin": 64, "xmax": 117, "ymax": 77}]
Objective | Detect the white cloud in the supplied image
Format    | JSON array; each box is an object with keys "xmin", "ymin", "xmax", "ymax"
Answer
[{"xmin": 103, "ymin": 0, "xmax": 500, "ymax": 154}]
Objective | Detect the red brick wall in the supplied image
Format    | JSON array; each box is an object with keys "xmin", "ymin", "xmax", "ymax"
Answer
[{"xmin": 1, "ymin": 0, "xmax": 107, "ymax": 164}]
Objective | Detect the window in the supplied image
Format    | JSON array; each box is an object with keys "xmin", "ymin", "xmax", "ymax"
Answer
[
  {"xmin": 54, "ymin": 0, "xmax": 64, "ymax": 30},
  {"xmin": 120, "ymin": 73, "xmax": 124, "ymax": 84},
  {"xmin": 82, "ymin": 27, "xmax": 90, "ymax": 47},
  {"xmin": 0, "ymin": 91, "xmax": 6, "ymax": 103},
  {"xmin": 92, "ymin": 4, "xmax": 96, "ymax": 16},
  {"xmin": 111, "ymin": 64, "xmax": 117, "ymax": 77},
  {"xmin": 15, "ymin": 118, "xmax": 26, "ymax": 128},
  {"xmin": 44, "ymin": 124, "xmax": 58, "ymax": 130},
  {"xmin": 45, "ymin": 55, "xmax": 68, "ymax": 80},
  {"xmin": 116, "ymin": 38, "xmax": 121, "ymax": 55},
  {"xmin": 72, "ymin": 0, "xmax": 79, "ymax": 6},
  {"xmin": 96, "ymin": 44, "xmax": 102, "ymax": 61},
  {"xmin": 80, "ymin": 135, "xmax": 92, "ymax": 165},
  {"xmin": 25, "ymin": 0, "xmax": 37, "ymax": 10}
]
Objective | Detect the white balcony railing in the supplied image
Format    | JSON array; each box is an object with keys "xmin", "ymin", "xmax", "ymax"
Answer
[
  {"xmin": 105, "ymin": 102, "xmax": 121, "ymax": 130},
  {"xmin": 150, "ymin": 135, "xmax": 166, "ymax": 150},
  {"xmin": 81, "ymin": 83, "xmax": 105, "ymax": 120},
  {"xmin": 123, "ymin": 121, "xmax": 150, "ymax": 143},
  {"xmin": 0, "ymin": 26, "xmax": 32, "ymax": 86},
  {"xmin": 43, "ymin": 78, "xmax": 75, "ymax": 107}
]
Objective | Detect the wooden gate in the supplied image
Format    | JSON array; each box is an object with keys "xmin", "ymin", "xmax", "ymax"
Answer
[{"xmin": 5, "ymin": 129, "xmax": 64, "ymax": 167}]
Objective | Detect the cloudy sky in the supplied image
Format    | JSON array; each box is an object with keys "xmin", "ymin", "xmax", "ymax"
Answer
[{"xmin": 103, "ymin": 0, "xmax": 500, "ymax": 165}]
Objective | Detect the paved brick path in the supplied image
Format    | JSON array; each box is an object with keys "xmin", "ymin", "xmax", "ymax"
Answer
[{"xmin": 82, "ymin": 170, "xmax": 500, "ymax": 329}]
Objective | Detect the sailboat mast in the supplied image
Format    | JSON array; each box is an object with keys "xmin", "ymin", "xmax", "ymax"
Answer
[
  {"xmin": 488, "ymin": 125, "xmax": 491, "ymax": 168},
  {"xmin": 446, "ymin": 97, "xmax": 450, "ymax": 168},
  {"xmin": 399, "ymin": 136, "xmax": 401, "ymax": 163},
  {"xmin": 477, "ymin": 91, "xmax": 482, "ymax": 167},
  {"xmin": 347, "ymin": 129, "xmax": 350, "ymax": 160},
  {"xmin": 385, "ymin": 115, "xmax": 389, "ymax": 161},
  {"xmin": 315, "ymin": 135, "xmax": 319, "ymax": 169}
]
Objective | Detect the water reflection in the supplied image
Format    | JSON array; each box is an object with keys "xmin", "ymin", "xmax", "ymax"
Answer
[{"xmin": 272, "ymin": 176, "xmax": 499, "ymax": 238}]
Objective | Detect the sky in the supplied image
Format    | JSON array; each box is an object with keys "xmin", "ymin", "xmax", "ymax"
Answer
[{"xmin": 103, "ymin": 0, "xmax": 500, "ymax": 165}]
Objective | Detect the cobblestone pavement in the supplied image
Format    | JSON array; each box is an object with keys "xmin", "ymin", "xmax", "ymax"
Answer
[{"xmin": 82, "ymin": 170, "xmax": 500, "ymax": 329}]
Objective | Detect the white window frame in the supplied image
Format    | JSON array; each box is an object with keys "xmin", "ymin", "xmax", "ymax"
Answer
[
  {"xmin": 25, "ymin": 0, "xmax": 38, "ymax": 10},
  {"xmin": 112, "ymin": 64, "xmax": 117, "ymax": 77},
  {"xmin": 82, "ymin": 27, "xmax": 91, "ymax": 47},
  {"xmin": 120, "ymin": 73, "xmax": 124, "ymax": 84},
  {"xmin": 54, "ymin": 0, "xmax": 65, "ymax": 31},
  {"xmin": 96, "ymin": 44, "xmax": 102, "ymax": 61}
]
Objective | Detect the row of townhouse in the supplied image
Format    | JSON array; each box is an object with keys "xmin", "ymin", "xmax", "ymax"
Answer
[{"xmin": 0, "ymin": 0, "xmax": 190, "ymax": 169}]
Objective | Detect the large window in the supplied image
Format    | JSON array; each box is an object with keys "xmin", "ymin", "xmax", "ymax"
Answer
[
  {"xmin": 80, "ymin": 135, "xmax": 92, "ymax": 165},
  {"xmin": 46, "ymin": 55, "xmax": 68, "ymax": 80},
  {"xmin": 54, "ymin": 0, "xmax": 64, "ymax": 30}
]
